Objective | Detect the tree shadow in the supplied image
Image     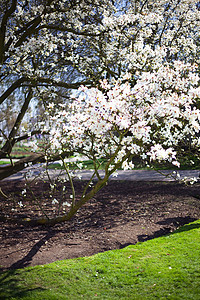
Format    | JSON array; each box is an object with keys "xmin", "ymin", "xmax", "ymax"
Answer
[
  {"xmin": 156, "ymin": 216, "xmax": 197, "ymax": 227},
  {"xmin": 137, "ymin": 216, "xmax": 198, "ymax": 242},
  {"xmin": 171, "ymin": 221, "xmax": 200, "ymax": 233},
  {"xmin": 0, "ymin": 269, "xmax": 45, "ymax": 300},
  {"xmin": 5, "ymin": 230, "xmax": 56, "ymax": 271}
]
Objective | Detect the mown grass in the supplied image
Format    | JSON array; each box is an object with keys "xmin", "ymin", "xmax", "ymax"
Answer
[
  {"xmin": 0, "ymin": 161, "xmax": 8, "ymax": 165},
  {"xmin": 0, "ymin": 220, "xmax": 199, "ymax": 299}
]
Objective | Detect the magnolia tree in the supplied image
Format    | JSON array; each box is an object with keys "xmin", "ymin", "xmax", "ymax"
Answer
[
  {"xmin": 19, "ymin": 59, "xmax": 199, "ymax": 225},
  {"xmin": 1, "ymin": 0, "xmax": 200, "ymax": 224}
]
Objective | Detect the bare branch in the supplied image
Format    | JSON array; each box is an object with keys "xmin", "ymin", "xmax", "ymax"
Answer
[
  {"xmin": 15, "ymin": 16, "xmax": 42, "ymax": 47},
  {"xmin": 0, "ymin": 77, "xmax": 27, "ymax": 105}
]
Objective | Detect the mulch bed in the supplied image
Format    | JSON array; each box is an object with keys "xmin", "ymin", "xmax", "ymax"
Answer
[{"xmin": 0, "ymin": 179, "xmax": 200, "ymax": 271}]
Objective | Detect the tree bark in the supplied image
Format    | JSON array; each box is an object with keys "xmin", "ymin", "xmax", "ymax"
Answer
[{"xmin": 0, "ymin": 153, "xmax": 45, "ymax": 181}]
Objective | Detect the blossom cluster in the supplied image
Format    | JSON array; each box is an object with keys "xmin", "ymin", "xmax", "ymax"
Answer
[
  {"xmin": 39, "ymin": 61, "xmax": 200, "ymax": 174},
  {"xmin": 1, "ymin": 0, "xmax": 200, "ymax": 151}
]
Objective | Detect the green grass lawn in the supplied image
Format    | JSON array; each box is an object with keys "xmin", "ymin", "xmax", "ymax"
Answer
[{"xmin": 0, "ymin": 220, "xmax": 200, "ymax": 299}]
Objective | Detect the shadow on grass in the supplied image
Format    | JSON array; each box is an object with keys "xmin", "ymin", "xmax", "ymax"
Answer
[
  {"xmin": 0, "ymin": 269, "xmax": 45, "ymax": 299},
  {"xmin": 1, "ymin": 217, "xmax": 199, "ymax": 299}
]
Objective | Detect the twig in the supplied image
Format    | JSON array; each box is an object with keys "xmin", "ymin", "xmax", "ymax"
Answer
[{"xmin": 0, "ymin": 187, "xmax": 8, "ymax": 199}]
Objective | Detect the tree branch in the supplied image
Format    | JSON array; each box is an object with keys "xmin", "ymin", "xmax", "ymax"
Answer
[
  {"xmin": 0, "ymin": 150, "xmax": 72, "ymax": 181},
  {"xmin": 15, "ymin": 16, "xmax": 42, "ymax": 47},
  {"xmin": 0, "ymin": 0, "xmax": 17, "ymax": 63},
  {"xmin": 0, "ymin": 77, "xmax": 27, "ymax": 105},
  {"xmin": 31, "ymin": 77, "xmax": 93, "ymax": 89},
  {"xmin": 0, "ymin": 153, "xmax": 44, "ymax": 181}
]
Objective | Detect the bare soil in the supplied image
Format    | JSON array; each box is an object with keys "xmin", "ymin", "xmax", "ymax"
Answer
[{"xmin": 0, "ymin": 179, "xmax": 200, "ymax": 271}]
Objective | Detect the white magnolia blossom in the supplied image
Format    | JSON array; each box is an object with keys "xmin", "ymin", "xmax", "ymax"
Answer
[
  {"xmin": 1, "ymin": 1, "xmax": 199, "ymax": 100},
  {"xmin": 38, "ymin": 61, "xmax": 200, "ymax": 175},
  {"xmin": 52, "ymin": 199, "xmax": 58, "ymax": 205}
]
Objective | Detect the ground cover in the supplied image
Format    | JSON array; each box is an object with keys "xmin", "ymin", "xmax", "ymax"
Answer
[{"xmin": 0, "ymin": 219, "xmax": 199, "ymax": 299}]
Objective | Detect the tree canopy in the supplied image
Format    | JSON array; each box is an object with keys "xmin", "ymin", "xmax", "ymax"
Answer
[{"xmin": 0, "ymin": 0, "xmax": 200, "ymax": 181}]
